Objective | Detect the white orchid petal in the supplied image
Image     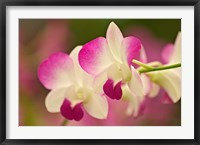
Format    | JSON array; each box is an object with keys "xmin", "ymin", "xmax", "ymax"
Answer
[
  {"xmin": 107, "ymin": 64, "xmax": 122, "ymax": 83},
  {"xmin": 45, "ymin": 87, "xmax": 68, "ymax": 113},
  {"xmin": 106, "ymin": 22, "xmax": 123, "ymax": 62},
  {"xmin": 70, "ymin": 45, "xmax": 93, "ymax": 86},
  {"xmin": 169, "ymin": 32, "xmax": 181, "ymax": 64},
  {"xmin": 149, "ymin": 70, "xmax": 181, "ymax": 103},
  {"xmin": 122, "ymin": 85, "xmax": 140, "ymax": 117},
  {"xmin": 128, "ymin": 67, "xmax": 145, "ymax": 100},
  {"xmin": 93, "ymin": 70, "xmax": 108, "ymax": 94},
  {"xmin": 120, "ymin": 64, "xmax": 132, "ymax": 81},
  {"xmin": 45, "ymin": 85, "xmax": 85, "ymax": 113},
  {"xmin": 140, "ymin": 74, "xmax": 152, "ymax": 96},
  {"xmin": 148, "ymin": 82, "xmax": 160, "ymax": 98},
  {"xmin": 83, "ymin": 94, "xmax": 108, "ymax": 119}
]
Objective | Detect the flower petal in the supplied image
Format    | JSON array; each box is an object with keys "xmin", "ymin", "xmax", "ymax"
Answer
[
  {"xmin": 121, "ymin": 36, "xmax": 142, "ymax": 66},
  {"xmin": 45, "ymin": 86, "xmax": 82, "ymax": 113},
  {"xmin": 169, "ymin": 32, "xmax": 181, "ymax": 64},
  {"xmin": 38, "ymin": 52, "xmax": 74, "ymax": 89},
  {"xmin": 79, "ymin": 37, "xmax": 113, "ymax": 76},
  {"xmin": 60, "ymin": 99, "xmax": 84, "ymax": 121},
  {"xmin": 106, "ymin": 22, "xmax": 123, "ymax": 62},
  {"xmin": 72, "ymin": 103, "xmax": 84, "ymax": 121},
  {"xmin": 114, "ymin": 81, "xmax": 123, "ymax": 100},
  {"xmin": 70, "ymin": 45, "xmax": 93, "ymax": 86},
  {"xmin": 148, "ymin": 82, "xmax": 160, "ymax": 98},
  {"xmin": 45, "ymin": 87, "xmax": 67, "ymax": 113},
  {"xmin": 83, "ymin": 94, "xmax": 108, "ymax": 119},
  {"xmin": 107, "ymin": 64, "xmax": 122, "ymax": 83},
  {"xmin": 120, "ymin": 64, "xmax": 132, "ymax": 81},
  {"xmin": 140, "ymin": 46, "xmax": 147, "ymax": 63},
  {"xmin": 148, "ymin": 70, "xmax": 181, "ymax": 103},
  {"xmin": 103, "ymin": 79, "xmax": 115, "ymax": 99},
  {"xmin": 140, "ymin": 74, "xmax": 152, "ymax": 96},
  {"xmin": 60, "ymin": 99, "xmax": 74, "ymax": 120},
  {"xmin": 140, "ymin": 74, "xmax": 160, "ymax": 98},
  {"xmin": 92, "ymin": 70, "xmax": 108, "ymax": 94},
  {"xmin": 122, "ymin": 85, "xmax": 144, "ymax": 117},
  {"xmin": 104, "ymin": 63, "xmax": 131, "ymax": 89},
  {"xmin": 103, "ymin": 79, "xmax": 123, "ymax": 100},
  {"xmin": 128, "ymin": 67, "xmax": 145, "ymax": 100}
]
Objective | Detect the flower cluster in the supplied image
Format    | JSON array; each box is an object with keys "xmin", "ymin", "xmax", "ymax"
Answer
[{"xmin": 38, "ymin": 22, "xmax": 181, "ymax": 121}]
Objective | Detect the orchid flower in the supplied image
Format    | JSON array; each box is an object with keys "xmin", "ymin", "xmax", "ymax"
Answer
[
  {"xmin": 78, "ymin": 22, "xmax": 147, "ymax": 116},
  {"xmin": 138, "ymin": 32, "xmax": 181, "ymax": 103},
  {"xmin": 38, "ymin": 46, "xmax": 108, "ymax": 121}
]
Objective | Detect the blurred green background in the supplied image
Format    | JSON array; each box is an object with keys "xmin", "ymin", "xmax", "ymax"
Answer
[{"xmin": 19, "ymin": 19, "xmax": 181, "ymax": 126}]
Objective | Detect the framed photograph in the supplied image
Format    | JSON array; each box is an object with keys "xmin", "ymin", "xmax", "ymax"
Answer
[{"xmin": 0, "ymin": 0, "xmax": 200, "ymax": 144}]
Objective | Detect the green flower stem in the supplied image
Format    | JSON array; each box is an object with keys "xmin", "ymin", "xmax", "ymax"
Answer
[
  {"xmin": 132, "ymin": 59, "xmax": 181, "ymax": 73},
  {"xmin": 139, "ymin": 63, "xmax": 181, "ymax": 73},
  {"xmin": 132, "ymin": 59, "xmax": 153, "ymax": 69},
  {"xmin": 61, "ymin": 119, "xmax": 68, "ymax": 126}
]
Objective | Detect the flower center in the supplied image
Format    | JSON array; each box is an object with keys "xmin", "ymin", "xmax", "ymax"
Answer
[
  {"xmin": 120, "ymin": 64, "xmax": 132, "ymax": 82},
  {"xmin": 76, "ymin": 87, "xmax": 91, "ymax": 103},
  {"xmin": 76, "ymin": 90, "xmax": 84, "ymax": 100}
]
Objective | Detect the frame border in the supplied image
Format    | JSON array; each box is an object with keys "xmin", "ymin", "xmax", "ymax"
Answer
[{"xmin": 0, "ymin": 0, "xmax": 199, "ymax": 145}]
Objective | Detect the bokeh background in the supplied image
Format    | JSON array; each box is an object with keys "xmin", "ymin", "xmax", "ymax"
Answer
[{"xmin": 19, "ymin": 19, "xmax": 181, "ymax": 126}]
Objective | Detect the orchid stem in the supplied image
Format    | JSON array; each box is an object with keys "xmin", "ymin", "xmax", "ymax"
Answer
[
  {"xmin": 139, "ymin": 63, "xmax": 181, "ymax": 73},
  {"xmin": 61, "ymin": 119, "xmax": 68, "ymax": 126},
  {"xmin": 132, "ymin": 59, "xmax": 153, "ymax": 69},
  {"xmin": 132, "ymin": 59, "xmax": 181, "ymax": 73}
]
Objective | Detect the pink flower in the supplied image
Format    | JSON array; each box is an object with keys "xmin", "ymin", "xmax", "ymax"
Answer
[
  {"xmin": 78, "ymin": 22, "xmax": 146, "ymax": 117},
  {"xmin": 38, "ymin": 46, "xmax": 108, "ymax": 121}
]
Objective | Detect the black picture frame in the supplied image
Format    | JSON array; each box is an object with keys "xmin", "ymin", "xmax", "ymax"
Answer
[{"xmin": 0, "ymin": 0, "xmax": 200, "ymax": 145}]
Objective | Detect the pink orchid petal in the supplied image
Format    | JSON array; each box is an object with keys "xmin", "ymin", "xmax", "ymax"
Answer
[
  {"xmin": 60, "ymin": 99, "xmax": 74, "ymax": 120},
  {"xmin": 140, "ymin": 46, "xmax": 147, "ymax": 63},
  {"xmin": 103, "ymin": 79, "xmax": 122, "ymax": 100},
  {"xmin": 162, "ymin": 43, "xmax": 174, "ymax": 64},
  {"xmin": 79, "ymin": 37, "xmax": 113, "ymax": 76},
  {"xmin": 38, "ymin": 52, "xmax": 74, "ymax": 89},
  {"xmin": 60, "ymin": 99, "xmax": 84, "ymax": 121},
  {"xmin": 114, "ymin": 81, "xmax": 123, "ymax": 100},
  {"xmin": 125, "ymin": 26, "xmax": 165, "ymax": 63},
  {"xmin": 103, "ymin": 79, "xmax": 115, "ymax": 99},
  {"xmin": 121, "ymin": 36, "xmax": 142, "ymax": 66},
  {"xmin": 73, "ymin": 103, "xmax": 84, "ymax": 121}
]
